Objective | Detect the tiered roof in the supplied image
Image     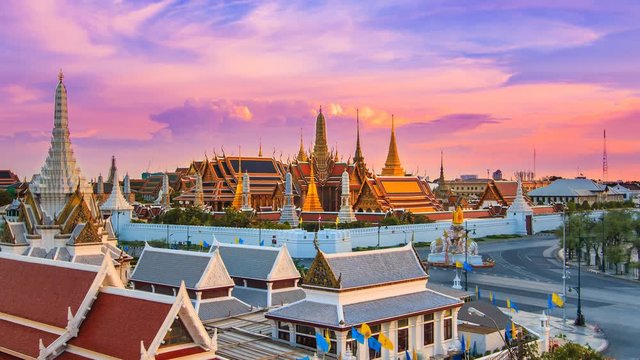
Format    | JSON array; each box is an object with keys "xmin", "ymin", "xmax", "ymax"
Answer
[
  {"xmin": 478, "ymin": 180, "xmax": 534, "ymax": 208},
  {"xmin": 355, "ymin": 175, "xmax": 443, "ymax": 213},
  {"xmin": 0, "ymin": 253, "xmax": 217, "ymax": 359}
]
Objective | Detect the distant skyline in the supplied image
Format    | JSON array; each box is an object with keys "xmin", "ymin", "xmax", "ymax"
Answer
[{"xmin": 1, "ymin": 1, "xmax": 639, "ymax": 181}]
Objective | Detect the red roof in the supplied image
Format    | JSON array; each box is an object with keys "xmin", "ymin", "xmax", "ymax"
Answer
[
  {"xmin": 68, "ymin": 292, "xmax": 172, "ymax": 359},
  {"xmin": 0, "ymin": 258, "xmax": 98, "ymax": 328},
  {"xmin": 0, "ymin": 319, "xmax": 59, "ymax": 358},
  {"xmin": 156, "ymin": 345, "xmax": 208, "ymax": 360}
]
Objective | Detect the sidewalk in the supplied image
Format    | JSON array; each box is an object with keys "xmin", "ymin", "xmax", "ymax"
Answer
[
  {"xmin": 556, "ymin": 248, "xmax": 640, "ymax": 284},
  {"xmin": 501, "ymin": 307, "xmax": 608, "ymax": 353}
]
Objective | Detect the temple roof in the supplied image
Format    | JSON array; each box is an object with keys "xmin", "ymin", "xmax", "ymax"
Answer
[
  {"xmin": 131, "ymin": 245, "xmax": 234, "ymax": 290},
  {"xmin": 214, "ymin": 243, "xmax": 300, "ymax": 281},
  {"xmin": 267, "ymin": 289, "xmax": 461, "ymax": 328},
  {"xmin": 304, "ymin": 244, "xmax": 427, "ymax": 290}
]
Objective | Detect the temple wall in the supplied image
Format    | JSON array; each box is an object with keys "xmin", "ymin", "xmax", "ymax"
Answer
[{"xmin": 118, "ymin": 213, "xmax": 565, "ymax": 258}]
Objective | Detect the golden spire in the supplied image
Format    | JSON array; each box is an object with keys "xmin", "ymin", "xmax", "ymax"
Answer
[
  {"xmin": 258, "ymin": 138, "xmax": 263, "ymax": 157},
  {"xmin": 232, "ymin": 146, "xmax": 243, "ymax": 209},
  {"xmin": 297, "ymin": 128, "xmax": 308, "ymax": 162},
  {"xmin": 333, "ymin": 143, "xmax": 339, "ymax": 162},
  {"xmin": 302, "ymin": 157, "xmax": 324, "ymax": 212},
  {"xmin": 453, "ymin": 205, "xmax": 464, "ymax": 225},
  {"xmin": 354, "ymin": 108, "xmax": 364, "ymax": 163},
  {"xmin": 381, "ymin": 114, "xmax": 404, "ymax": 176}
]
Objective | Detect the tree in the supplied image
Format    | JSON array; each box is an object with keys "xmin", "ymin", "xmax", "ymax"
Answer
[
  {"xmin": 605, "ymin": 245, "xmax": 626, "ymax": 274},
  {"xmin": 0, "ymin": 190, "xmax": 14, "ymax": 206},
  {"xmin": 540, "ymin": 342, "xmax": 604, "ymax": 360}
]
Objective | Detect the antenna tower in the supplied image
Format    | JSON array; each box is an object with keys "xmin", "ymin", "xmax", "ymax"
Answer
[{"xmin": 602, "ymin": 129, "xmax": 608, "ymax": 182}]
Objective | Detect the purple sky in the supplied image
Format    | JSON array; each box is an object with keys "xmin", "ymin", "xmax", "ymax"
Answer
[{"xmin": 1, "ymin": 0, "xmax": 639, "ymax": 181}]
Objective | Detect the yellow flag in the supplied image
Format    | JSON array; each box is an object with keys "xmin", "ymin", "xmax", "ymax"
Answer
[
  {"xmin": 511, "ymin": 321, "xmax": 517, "ymax": 339},
  {"xmin": 456, "ymin": 261, "xmax": 463, "ymax": 268},
  {"xmin": 335, "ymin": 216, "xmax": 340, "ymax": 225},
  {"xmin": 552, "ymin": 292, "xmax": 565, "ymax": 308},
  {"xmin": 506, "ymin": 298, "xmax": 511, "ymax": 309},
  {"xmin": 360, "ymin": 323, "xmax": 372, "ymax": 338},
  {"xmin": 325, "ymin": 328, "xmax": 332, "ymax": 352},
  {"xmin": 378, "ymin": 332, "xmax": 394, "ymax": 350},
  {"xmin": 234, "ymin": 236, "xmax": 239, "ymax": 244},
  {"xmin": 199, "ymin": 240, "xmax": 204, "ymax": 247}
]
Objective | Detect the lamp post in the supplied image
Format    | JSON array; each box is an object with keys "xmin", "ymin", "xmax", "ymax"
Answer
[
  {"xmin": 562, "ymin": 204, "xmax": 567, "ymax": 325},
  {"xmin": 468, "ymin": 307, "xmax": 515, "ymax": 360},
  {"xmin": 377, "ymin": 224, "xmax": 381, "ymax": 249},
  {"xmin": 575, "ymin": 236, "xmax": 586, "ymax": 326},
  {"xmin": 601, "ymin": 213, "xmax": 606, "ymax": 273},
  {"xmin": 464, "ymin": 220, "xmax": 469, "ymax": 291}
]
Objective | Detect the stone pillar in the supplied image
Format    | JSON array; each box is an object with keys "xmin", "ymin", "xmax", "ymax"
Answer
[
  {"xmin": 266, "ymin": 282, "xmax": 273, "ymax": 308},
  {"xmin": 409, "ymin": 316, "xmax": 419, "ymax": 355},
  {"xmin": 434, "ymin": 311, "xmax": 444, "ymax": 356},
  {"xmin": 381, "ymin": 322, "xmax": 393, "ymax": 360},
  {"xmin": 241, "ymin": 171, "xmax": 253, "ymax": 212},
  {"xmin": 336, "ymin": 330, "xmax": 348, "ymax": 358},
  {"xmin": 452, "ymin": 308, "xmax": 460, "ymax": 344}
]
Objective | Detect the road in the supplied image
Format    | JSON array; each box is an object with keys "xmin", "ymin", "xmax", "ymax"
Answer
[{"xmin": 419, "ymin": 235, "xmax": 640, "ymax": 360}]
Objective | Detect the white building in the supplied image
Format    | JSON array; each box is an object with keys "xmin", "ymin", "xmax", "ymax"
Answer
[
  {"xmin": 266, "ymin": 244, "xmax": 463, "ymax": 359},
  {"xmin": 528, "ymin": 178, "xmax": 624, "ymax": 206}
]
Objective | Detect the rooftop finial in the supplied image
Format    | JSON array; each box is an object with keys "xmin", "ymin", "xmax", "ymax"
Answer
[
  {"xmin": 58, "ymin": 69, "xmax": 64, "ymax": 82},
  {"xmin": 319, "ymin": 105, "xmax": 322, "ymax": 113}
]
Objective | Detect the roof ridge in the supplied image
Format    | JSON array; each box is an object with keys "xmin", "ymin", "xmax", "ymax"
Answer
[
  {"xmin": 0, "ymin": 251, "xmax": 99, "ymax": 272},
  {"xmin": 323, "ymin": 243, "xmax": 413, "ymax": 258},
  {"xmin": 144, "ymin": 245, "xmax": 214, "ymax": 257},
  {"xmin": 99, "ymin": 286, "xmax": 176, "ymax": 304}
]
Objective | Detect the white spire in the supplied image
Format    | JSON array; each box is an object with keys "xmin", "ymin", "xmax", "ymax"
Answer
[
  {"xmin": 279, "ymin": 171, "xmax": 298, "ymax": 226},
  {"xmin": 101, "ymin": 169, "xmax": 133, "ymax": 211},
  {"xmin": 508, "ymin": 175, "xmax": 533, "ymax": 214},
  {"xmin": 123, "ymin": 173, "xmax": 131, "ymax": 195},
  {"xmin": 241, "ymin": 171, "xmax": 252, "ymax": 211},
  {"xmin": 194, "ymin": 172, "xmax": 204, "ymax": 208},
  {"xmin": 337, "ymin": 169, "xmax": 356, "ymax": 223},
  {"xmin": 30, "ymin": 71, "xmax": 94, "ymax": 221}
]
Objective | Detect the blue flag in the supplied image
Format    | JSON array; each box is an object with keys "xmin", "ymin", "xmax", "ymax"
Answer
[
  {"xmin": 297, "ymin": 357, "xmax": 310, "ymax": 360},
  {"xmin": 316, "ymin": 332, "xmax": 329, "ymax": 352},
  {"xmin": 547, "ymin": 294, "xmax": 554, "ymax": 310},
  {"xmin": 472, "ymin": 340, "xmax": 477, "ymax": 356},
  {"xmin": 511, "ymin": 301, "xmax": 519, "ymax": 313},
  {"xmin": 259, "ymin": 239, "xmax": 265, "ymax": 246},
  {"xmin": 405, "ymin": 350, "xmax": 412, "ymax": 360},
  {"xmin": 123, "ymin": 245, "xmax": 129, "ymax": 252},
  {"xmin": 461, "ymin": 334, "xmax": 466, "ymax": 353},
  {"xmin": 203, "ymin": 240, "xmax": 210, "ymax": 248},
  {"xmin": 505, "ymin": 323, "xmax": 512, "ymax": 342},
  {"xmin": 239, "ymin": 238, "xmax": 244, "ymax": 244},
  {"xmin": 351, "ymin": 327, "xmax": 365, "ymax": 344},
  {"xmin": 368, "ymin": 336, "xmax": 381, "ymax": 352},
  {"xmin": 463, "ymin": 261, "xmax": 473, "ymax": 272}
]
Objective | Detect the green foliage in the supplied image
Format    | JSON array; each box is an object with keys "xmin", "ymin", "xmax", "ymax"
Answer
[
  {"xmin": 337, "ymin": 220, "xmax": 372, "ymax": 229},
  {"xmin": 0, "ymin": 190, "xmax": 15, "ymax": 206},
  {"xmin": 539, "ymin": 342, "xmax": 604, "ymax": 360},
  {"xmin": 250, "ymin": 219, "xmax": 291, "ymax": 230},
  {"xmin": 605, "ymin": 245, "xmax": 626, "ymax": 274}
]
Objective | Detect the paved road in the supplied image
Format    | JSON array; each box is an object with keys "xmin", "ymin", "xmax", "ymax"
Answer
[{"xmin": 419, "ymin": 236, "xmax": 640, "ymax": 360}]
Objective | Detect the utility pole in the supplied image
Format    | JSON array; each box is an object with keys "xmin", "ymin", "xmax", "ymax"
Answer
[
  {"xmin": 464, "ymin": 220, "xmax": 469, "ymax": 291},
  {"xmin": 575, "ymin": 236, "xmax": 586, "ymax": 326},
  {"xmin": 562, "ymin": 206, "xmax": 567, "ymax": 325}
]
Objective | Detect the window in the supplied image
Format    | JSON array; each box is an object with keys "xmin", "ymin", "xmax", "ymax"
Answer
[
  {"xmin": 444, "ymin": 310, "xmax": 453, "ymax": 340},
  {"xmin": 423, "ymin": 314, "xmax": 434, "ymax": 346},
  {"xmin": 397, "ymin": 319, "xmax": 409, "ymax": 352},
  {"xmin": 277, "ymin": 321, "xmax": 290, "ymax": 341},
  {"xmin": 295, "ymin": 324, "xmax": 316, "ymax": 349}
]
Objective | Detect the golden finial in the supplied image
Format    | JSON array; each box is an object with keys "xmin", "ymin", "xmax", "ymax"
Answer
[
  {"xmin": 58, "ymin": 69, "xmax": 64, "ymax": 82},
  {"xmin": 258, "ymin": 138, "xmax": 263, "ymax": 157}
]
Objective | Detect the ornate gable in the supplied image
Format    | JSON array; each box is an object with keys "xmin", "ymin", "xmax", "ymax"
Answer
[
  {"xmin": 303, "ymin": 251, "xmax": 341, "ymax": 289},
  {"xmin": 74, "ymin": 221, "xmax": 102, "ymax": 244},
  {"xmin": 1, "ymin": 222, "xmax": 15, "ymax": 244},
  {"xmin": 61, "ymin": 199, "xmax": 94, "ymax": 234},
  {"xmin": 353, "ymin": 180, "xmax": 383, "ymax": 212}
]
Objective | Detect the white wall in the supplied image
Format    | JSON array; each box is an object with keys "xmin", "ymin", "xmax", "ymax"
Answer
[{"xmin": 117, "ymin": 212, "xmax": 565, "ymax": 258}]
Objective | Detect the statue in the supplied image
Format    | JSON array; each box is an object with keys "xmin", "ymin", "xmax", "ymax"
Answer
[{"xmin": 428, "ymin": 206, "xmax": 482, "ymax": 267}]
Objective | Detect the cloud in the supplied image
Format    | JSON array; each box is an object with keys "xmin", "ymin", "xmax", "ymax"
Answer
[{"xmin": 399, "ymin": 113, "xmax": 503, "ymax": 136}]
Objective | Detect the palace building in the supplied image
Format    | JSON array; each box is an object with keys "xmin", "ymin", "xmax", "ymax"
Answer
[
  {"xmin": 266, "ymin": 244, "xmax": 463, "ymax": 359},
  {"xmin": 130, "ymin": 244, "xmax": 253, "ymax": 322},
  {"xmin": 0, "ymin": 72, "xmax": 132, "ymax": 283},
  {"xmin": 0, "ymin": 252, "xmax": 217, "ymax": 359}
]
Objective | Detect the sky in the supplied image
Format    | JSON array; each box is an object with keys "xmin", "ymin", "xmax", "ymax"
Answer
[{"xmin": 1, "ymin": 0, "xmax": 639, "ymax": 181}]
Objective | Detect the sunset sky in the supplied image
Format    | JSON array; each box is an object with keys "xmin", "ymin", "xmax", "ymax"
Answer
[{"xmin": 1, "ymin": 1, "xmax": 639, "ymax": 181}]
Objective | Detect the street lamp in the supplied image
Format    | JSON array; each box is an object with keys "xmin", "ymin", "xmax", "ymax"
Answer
[
  {"xmin": 601, "ymin": 213, "xmax": 605, "ymax": 273},
  {"xmin": 468, "ymin": 307, "xmax": 515, "ymax": 360},
  {"xmin": 377, "ymin": 224, "xmax": 381, "ymax": 249},
  {"xmin": 562, "ymin": 204, "xmax": 567, "ymax": 325},
  {"xmin": 574, "ymin": 236, "xmax": 586, "ymax": 326}
]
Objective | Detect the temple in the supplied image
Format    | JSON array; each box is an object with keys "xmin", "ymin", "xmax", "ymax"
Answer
[
  {"xmin": 0, "ymin": 72, "xmax": 132, "ymax": 283},
  {"xmin": 0, "ymin": 252, "xmax": 217, "ymax": 359},
  {"xmin": 266, "ymin": 245, "xmax": 464, "ymax": 359}
]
